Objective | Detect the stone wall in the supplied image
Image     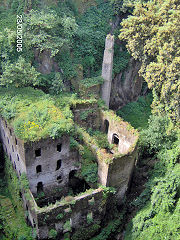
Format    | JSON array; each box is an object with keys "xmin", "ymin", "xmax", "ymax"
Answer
[
  {"xmin": 24, "ymin": 188, "xmax": 105, "ymax": 239},
  {"xmin": 71, "ymin": 102, "xmax": 101, "ymax": 130},
  {"xmin": 0, "ymin": 117, "xmax": 80, "ymax": 197},
  {"xmin": 0, "ymin": 118, "xmax": 27, "ymax": 177},
  {"xmin": 98, "ymin": 110, "xmax": 138, "ymax": 203},
  {"xmin": 24, "ymin": 136, "xmax": 79, "ymax": 196},
  {"xmin": 100, "ymin": 110, "xmax": 137, "ymax": 154}
]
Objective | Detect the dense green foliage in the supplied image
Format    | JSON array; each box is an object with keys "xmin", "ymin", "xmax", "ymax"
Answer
[
  {"xmin": 0, "ymin": 87, "xmax": 74, "ymax": 141},
  {"xmin": 117, "ymin": 93, "xmax": 153, "ymax": 130},
  {"xmin": 0, "ymin": 156, "xmax": 34, "ymax": 239},
  {"xmin": 125, "ymin": 115, "xmax": 180, "ymax": 239},
  {"xmin": 120, "ymin": 0, "xmax": 180, "ymax": 123},
  {"xmin": 0, "ymin": 56, "xmax": 40, "ymax": 87},
  {"xmin": 80, "ymin": 76, "xmax": 104, "ymax": 88},
  {"xmin": 24, "ymin": 9, "xmax": 77, "ymax": 57}
]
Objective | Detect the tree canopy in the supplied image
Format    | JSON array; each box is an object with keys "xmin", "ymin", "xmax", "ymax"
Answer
[
  {"xmin": 119, "ymin": 0, "xmax": 180, "ymax": 124},
  {"xmin": 0, "ymin": 56, "xmax": 40, "ymax": 87},
  {"xmin": 24, "ymin": 9, "xmax": 78, "ymax": 57}
]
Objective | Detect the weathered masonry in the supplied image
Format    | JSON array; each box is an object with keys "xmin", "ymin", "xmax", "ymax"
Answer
[
  {"xmin": 0, "ymin": 99, "xmax": 138, "ymax": 239},
  {"xmin": 0, "ymin": 118, "xmax": 79, "ymax": 198}
]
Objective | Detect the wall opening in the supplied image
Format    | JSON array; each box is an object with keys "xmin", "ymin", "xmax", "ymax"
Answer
[
  {"xmin": 112, "ymin": 134, "xmax": 119, "ymax": 145},
  {"xmin": 36, "ymin": 165, "xmax": 42, "ymax": 173},
  {"xmin": 35, "ymin": 148, "xmax": 41, "ymax": 157},
  {"xmin": 57, "ymin": 175, "xmax": 63, "ymax": 183},
  {"xmin": 57, "ymin": 143, "xmax": 62, "ymax": 152},
  {"xmin": 37, "ymin": 182, "xmax": 43, "ymax": 193},
  {"xmin": 12, "ymin": 145, "xmax": 14, "ymax": 152},
  {"xmin": 69, "ymin": 170, "xmax": 90, "ymax": 195},
  {"xmin": 56, "ymin": 159, "xmax": 62, "ymax": 170},
  {"xmin": 33, "ymin": 219, "xmax": 36, "ymax": 228},
  {"xmin": 104, "ymin": 119, "xmax": 109, "ymax": 134},
  {"xmin": 7, "ymin": 138, "xmax": 9, "ymax": 144},
  {"xmin": 9, "ymin": 129, "xmax": 12, "ymax": 136},
  {"xmin": 17, "ymin": 154, "xmax": 19, "ymax": 161},
  {"xmin": 15, "ymin": 138, "xmax": 17, "ymax": 145}
]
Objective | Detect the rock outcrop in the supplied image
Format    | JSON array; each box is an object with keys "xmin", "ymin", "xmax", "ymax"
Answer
[{"xmin": 110, "ymin": 58, "xmax": 142, "ymax": 110}]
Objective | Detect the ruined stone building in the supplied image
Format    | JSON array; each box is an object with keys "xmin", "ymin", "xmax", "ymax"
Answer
[
  {"xmin": 0, "ymin": 35, "xmax": 138, "ymax": 239},
  {"xmin": 0, "ymin": 100, "xmax": 138, "ymax": 239}
]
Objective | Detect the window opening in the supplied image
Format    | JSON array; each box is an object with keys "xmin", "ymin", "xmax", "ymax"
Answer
[
  {"xmin": 56, "ymin": 160, "xmax": 62, "ymax": 170},
  {"xmin": 35, "ymin": 148, "xmax": 41, "ymax": 157},
  {"xmin": 36, "ymin": 165, "xmax": 42, "ymax": 173},
  {"xmin": 37, "ymin": 182, "xmax": 43, "ymax": 193},
  {"xmin": 112, "ymin": 134, "xmax": 119, "ymax": 145},
  {"xmin": 57, "ymin": 144, "xmax": 62, "ymax": 152},
  {"xmin": 57, "ymin": 175, "xmax": 63, "ymax": 183},
  {"xmin": 104, "ymin": 119, "xmax": 109, "ymax": 134}
]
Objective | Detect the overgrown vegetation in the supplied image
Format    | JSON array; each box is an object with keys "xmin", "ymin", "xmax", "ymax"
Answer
[
  {"xmin": 120, "ymin": 0, "xmax": 180, "ymax": 123},
  {"xmin": 0, "ymin": 156, "xmax": 34, "ymax": 239},
  {"xmin": 0, "ymin": 87, "xmax": 74, "ymax": 141},
  {"xmin": 125, "ymin": 115, "xmax": 180, "ymax": 239},
  {"xmin": 117, "ymin": 93, "xmax": 153, "ymax": 130}
]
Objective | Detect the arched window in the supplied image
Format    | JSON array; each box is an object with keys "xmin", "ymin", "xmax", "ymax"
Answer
[
  {"xmin": 37, "ymin": 182, "xmax": 43, "ymax": 193},
  {"xmin": 104, "ymin": 119, "xmax": 109, "ymax": 134},
  {"xmin": 112, "ymin": 134, "xmax": 119, "ymax": 145},
  {"xmin": 56, "ymin": 160, "xmax": 62, "ymax": 170},
  {"xmin": 36, "ymin": 165, "xmax": 42, "ymax": 173}
]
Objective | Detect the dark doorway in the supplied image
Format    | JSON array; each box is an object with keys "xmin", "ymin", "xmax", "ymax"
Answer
[
  {"xmin": 37, "ymin": 182, "xmax": 43, "ymax": 193},
  {"xmin": 112, "ymin": 134, "xmax": 119, "ymax": 145},
  {"xmin": 104, "ymin": 120, "xmax": 109, "ymax": 134},
  {"xmin": 69, "ymin": 170, "xmax": 90, "ymax": 195}
]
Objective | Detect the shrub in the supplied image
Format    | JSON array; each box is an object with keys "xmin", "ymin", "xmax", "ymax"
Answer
[{"xmin": 48, "ymin": 229, "xmax": 57, "ymax": 239}]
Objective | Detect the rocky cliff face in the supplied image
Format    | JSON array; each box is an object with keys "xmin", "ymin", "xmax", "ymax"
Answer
[{"xmin": 110, "ymin": 58, "xmax": 142, "ymax": 110}]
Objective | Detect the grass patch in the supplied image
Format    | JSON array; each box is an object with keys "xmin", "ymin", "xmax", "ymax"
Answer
[{"xmin": 117, "ymin": 93, "xmax": 153, "ymax": 130}]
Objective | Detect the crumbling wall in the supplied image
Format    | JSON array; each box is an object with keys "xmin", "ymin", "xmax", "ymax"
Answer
[
  {"xmin": 24, "ymin": 188, "xmax": 105, "ymax": 239},
  {"xmin": 97, "ymin": 110, "xmax": 138, "ymax": 203},
  {"xmin": 0, "ymin": 118, "xmax": 27, "ymax": 177},
  {"xmin": 24, "ymin": 136, "xmax": 79, "ymax": 196},
  {"xmin": 71, "ymin": 102, "xmax": 101, "ymax": 130},
  {"xmin": 0, "ymin": 118, "xmax": 80, "ymax": 197},
  {"xmin": 100, "ymin": 110, "xmax": 137, "ymax": 154}
]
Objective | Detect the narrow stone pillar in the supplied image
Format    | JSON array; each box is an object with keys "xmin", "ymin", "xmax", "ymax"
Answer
[{"xmin": 101, "ymin": 34, "xmax": 114, "ymax": 108}]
